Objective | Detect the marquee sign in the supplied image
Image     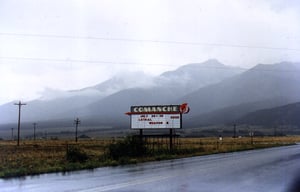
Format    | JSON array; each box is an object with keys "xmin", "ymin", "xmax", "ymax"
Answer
[
  {"xmin": 126, "ymin": 103, "xmax": 189, "ymax": 129},
  {"xmin": 131, "ymin": 114, "xmax": 181, "ymax": 129}
]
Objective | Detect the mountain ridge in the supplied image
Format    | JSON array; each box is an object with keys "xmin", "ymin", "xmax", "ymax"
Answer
[
  {"xmin": 179, "ymin": 61, "xmax": 300, "ymax": 120},
  {"xmin": 0, "ymin": 59, "xmax": 242, "ymax": 125},
  {"xmin": 1, "ymin": 60, "xmax": 299, "ymax": 133},
  {"xmin": 237, "ymin": 102, "xmax": 300, "ymax": 127}
]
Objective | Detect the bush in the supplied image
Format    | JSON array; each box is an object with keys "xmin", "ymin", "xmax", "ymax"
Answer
[
  {"xmin": 66, "ymin": 145, "xmax": 88, "ymax": 163},
  {"xmin": 107, "ymin": 136, "xmax": 147, "ymax": 160}
]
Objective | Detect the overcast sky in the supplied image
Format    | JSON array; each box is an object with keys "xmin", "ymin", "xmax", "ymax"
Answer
[{"xmin": 0, "ymin": 0, "xmax": 300, "ymax": 105}]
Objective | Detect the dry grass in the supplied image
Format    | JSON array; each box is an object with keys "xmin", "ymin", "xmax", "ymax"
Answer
[
  {"xmin": 0, "ymin": 139, "xmax": 114, "ymax": 178},
  {"xmin": 176, "ymin": 136, "xmax": 300, "ymax": 154},
  {"xmin": 0, "ymin": 136, "xmax": 299, "ymax": 178}
]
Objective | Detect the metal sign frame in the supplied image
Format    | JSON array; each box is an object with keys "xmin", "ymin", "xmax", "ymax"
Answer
[{"xmin": 125, "ymin": 103, "xmax": 189, "ymax": 151}]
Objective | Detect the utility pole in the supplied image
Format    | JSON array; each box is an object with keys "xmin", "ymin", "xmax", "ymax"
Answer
[
  {"xmin": 14, "ymin": 101, "xmax": 26, "ymax": 146},
  {"xmin": 249, "ymin": 130, "xmax": 254, "ymax": 145},
  {"xmin": 11, "ymin": 128, "xmax": 14, "ymax": 141},
  {"xmin": 274, "ymin": 126, "xmax": 277, "ymax": 137},
  {"xmin": 33, "ymin": 123, "xmax": 37, "ymax": 141},
  {"xmin": 74, "ymin": 118, "xmax": 81, "ymax": 142},
  {"xmin": 233, "ymin": 124, "xmax": 237, "ymax": 138},
  {"xmin": 44, "ymin": 131, "xmax": 47, "ymax": 140}
]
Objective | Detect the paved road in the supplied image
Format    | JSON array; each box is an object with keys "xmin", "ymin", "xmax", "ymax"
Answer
[{"xmin": 1, "ymin": 145, "xmax": 300, "ymax": 192}]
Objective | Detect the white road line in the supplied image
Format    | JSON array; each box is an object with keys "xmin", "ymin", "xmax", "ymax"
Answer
[{"xmin": 79, "ymin": 174, "xmax": 172, "ymax": 192}]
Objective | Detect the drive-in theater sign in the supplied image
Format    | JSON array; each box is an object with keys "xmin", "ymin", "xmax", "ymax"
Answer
[{"xmin": 126, "ymin": 103, "xmax": 190, "ymax": 129}]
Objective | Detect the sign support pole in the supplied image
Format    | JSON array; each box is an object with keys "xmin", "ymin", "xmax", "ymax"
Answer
[
  {"xmin": 139, "ymin": 129, "xmax": 143, "ymax": 144},
  {"xmin": 169, "ymin": 128, "xmax": 173, "ymax": 152},
  {"xmin": 139, "ymin": 129, "xmax": 143, "ymax": 138}
]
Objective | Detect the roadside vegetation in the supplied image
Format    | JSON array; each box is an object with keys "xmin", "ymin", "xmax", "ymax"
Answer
[{"xmin": 0, "ymin": 136, "xmax": 300, "ymax": 178}]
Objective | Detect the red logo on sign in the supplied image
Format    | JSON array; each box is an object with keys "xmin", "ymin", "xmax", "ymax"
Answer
[{"xmin": 179, "ymin": 103, "xmax": 190, "ymax": 114}]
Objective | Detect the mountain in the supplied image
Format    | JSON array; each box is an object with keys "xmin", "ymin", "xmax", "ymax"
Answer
[
  {"xmin": 0, "ymin": 72, "xmax": 155, "ymax": 124},
  {"xmin": 0, "ymin": 60, "xmax": 241, "ymax": 126},
  {"xmin": 0, "ymin": 95, "xmax": 101, "ymax": 124},
  {"xmin": 1, "ymin": 60, "xmax": 299, "ymax": 135},
  {"xmin": 237, "ymin": 102, "xmax": 300, "ymax": 127},
  {"xmin": 79, "ymin": 71, "xmax": 155, "ymax": 94},
  {"xmin": 156, "ymin": 59, "xmax": 243, "ymax": 94},
  {"xmin": 181, "ymin": 62, "xmax": 300, "ymax": 127},
  {"xmin": 69, "ymin": 86, "xmax": 186, "ymax": 126},
  {"xmin": 185, "ymin": 97, "xmax": 294, "ymax": 127},
  {"xmin": 57, "ymin": 60, "xmax": 243, "ymax": 127}
]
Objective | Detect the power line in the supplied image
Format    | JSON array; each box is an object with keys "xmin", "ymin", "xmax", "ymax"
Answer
[
  {"xmin": 1, "ymin": 56, "xmax": 299, "ymax": 73},
  {"xmin": 0, "ymin": 56, "xmax": 169, "ymax": 66},
  {"xmin": 0, "ymin": 32, "xmax": 299, "ymax": 52}
]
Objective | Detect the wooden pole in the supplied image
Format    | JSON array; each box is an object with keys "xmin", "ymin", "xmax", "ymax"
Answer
[
  {"xmin": 74, "ymin": 118, "xmax": 81, "ymax": 142},
  {"xmin": 33, "ymin": 123, "xmax": 37, "ymax": 141},
  {"xmin": 11, "ymin": 128, "xmax": 14, "ymax": 141},
  {"xmin": 14, "ymin": 101, "xmax": 26, "ymax": 146}
]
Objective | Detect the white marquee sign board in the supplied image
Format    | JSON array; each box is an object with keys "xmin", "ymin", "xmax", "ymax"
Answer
[
  {"xmin": 131, "ymin": 114, "xmax": 181, "ymax": 129},
  {"xmin": 126, "ymin": 104, "xmax": 189, "ymax": 129}
]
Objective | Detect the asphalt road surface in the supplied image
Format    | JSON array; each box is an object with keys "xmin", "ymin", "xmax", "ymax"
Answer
[{"xmin": 1, "ymin": 145, "xmax": 300, "ymax": 192}]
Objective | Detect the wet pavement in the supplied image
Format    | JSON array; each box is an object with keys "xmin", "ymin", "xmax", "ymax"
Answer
[{"xmin": 1, "ymin": 145, "xmax": 300, "ymax": 192}]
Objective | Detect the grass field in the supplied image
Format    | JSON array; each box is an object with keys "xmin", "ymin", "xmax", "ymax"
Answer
[
  {"xmin": 0, "ymin": 139, "xmax": 112, "ymax": 178},
  {"xmin": 1, "ymin": 136, "xmax": 300, "ymax": 178}
]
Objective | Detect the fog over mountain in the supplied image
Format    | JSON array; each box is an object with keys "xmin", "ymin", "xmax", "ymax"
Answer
[
  {"xmin": 0, "ymin": 60, "xmax": 241, "ymax": 126},
  {"xmin": 39, "ymin": 71, "xmax": 155, "ymax": 101},
  {"xmin": 79, "ymin": 71, "xmax": 156, "ymax": 95},
  {"xmin": 184, "ymin": 62, "xmax": 300, "ymax": 127},
  {"xmin": 0, "ymin": 60, "xmax": 300, "ymax": 131},
  {"xmin": 156, "ymin": 59, "xmax": 243, "ymax": 94}
]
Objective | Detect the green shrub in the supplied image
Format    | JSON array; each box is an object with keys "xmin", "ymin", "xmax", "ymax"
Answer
[
  {"xmin": 66, "ymin": 145, "xmax": 88, "ymax": 163},
  {"xmin": 107, "ymin": 136, "xmax": 147, "ymax": 160}
]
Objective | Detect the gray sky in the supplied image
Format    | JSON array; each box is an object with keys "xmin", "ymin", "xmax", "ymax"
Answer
[{"xmin": 0, "ymin": 0, "xmax": 300, "ymax": 105}]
